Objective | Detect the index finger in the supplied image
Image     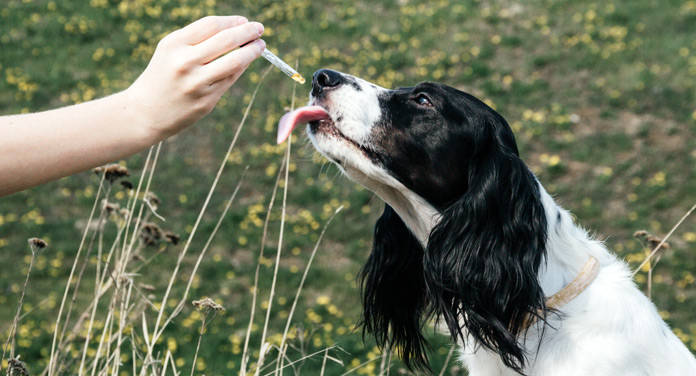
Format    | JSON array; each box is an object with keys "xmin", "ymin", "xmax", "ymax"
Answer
[{"xmin": 170, "ymin": 16, "xmax": 249, "ymax": 46}]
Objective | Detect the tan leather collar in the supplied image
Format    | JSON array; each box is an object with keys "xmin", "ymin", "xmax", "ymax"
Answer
[
  {"xmin": 524, "ymin": 256, "xmax": 600, "ymax": 330},
  {"xmin": 546, "ymin": 256, "xmax": 600, "ymax": 310}
]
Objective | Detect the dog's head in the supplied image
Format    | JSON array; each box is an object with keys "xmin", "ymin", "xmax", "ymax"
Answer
[{"xmin": 279, "ymin": 69, "xmax": 548, "ymax": 374}]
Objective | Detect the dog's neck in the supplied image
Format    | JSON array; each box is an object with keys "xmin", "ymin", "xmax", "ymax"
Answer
[
  {"xmin": 341, "ymin": 165, "xmax": 440, "ymax": 246},
  {"xmin": 377, "ymin": 185, "xmax": 440, "ymax": 247}
]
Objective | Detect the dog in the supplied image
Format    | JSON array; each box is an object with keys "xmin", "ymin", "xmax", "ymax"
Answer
[{"xmin": 277, "ymin": 69, "xmax": 696, "ymax": 375}]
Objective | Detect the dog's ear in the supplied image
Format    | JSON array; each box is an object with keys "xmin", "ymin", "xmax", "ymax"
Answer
[
  {"xmin": 359, "ymin": 204, "xmax": 430, "ymax": 371},
  {"xmin": 424, "ymin": 120, "xmax": 548, "ymax": 374}
]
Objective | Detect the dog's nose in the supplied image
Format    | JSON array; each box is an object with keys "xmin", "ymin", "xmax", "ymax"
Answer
[{"xmin": 312, "ymin": 69, "xmax": 344, "ymax": 96}]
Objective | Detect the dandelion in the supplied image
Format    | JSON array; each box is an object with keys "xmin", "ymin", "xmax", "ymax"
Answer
[{"xmin": 92, "ymin": 163, "xmax": 130, "ymax": 183}]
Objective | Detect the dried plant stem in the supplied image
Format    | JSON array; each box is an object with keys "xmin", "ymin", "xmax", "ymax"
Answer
[
  {"xmin": 59, "ymin": 184, "xmax": 113, "ymax": 373},
  {"xmin": 88, "ymin": 309, "xmax": 113, "ymax": 376},
  {"xmin": 647, "ymin": 252, "xmax": 654, "ymax": 299},
  {"xmin": 189, "ymin": 316, "xmax": 207, "ymax": 376},
  {"xmin": 140, "ymin": 67, "xmax": 271, "ymax": 376},
  {"xmin": 257, "ymin": 64, "xmax": 301, "ymax": 376},
  {"xmin": 157, "ymin": 168, "xmax": 248, "ymax": 338},
  {"xmin": 48, "ymin": 171, "xmax": 107, "ymax": 376},
  {"xmin": 319, "ymin": 347, "xmax": 330, "ymax": 376},
  {"xmin": 378, "ymin": 341, "xmax": 391, "ymax": 376},
  {"xmin": 274, "ymin": 206, "xmax": 344, "ymax": 374},
  {"xmin": 2, "ymin": 249, "xmax": 37, "ymax": 365},
  {"xmin": 109, "ymin": 143, "xmax": 161, "ymax": 376},
  {"xmin": 261, "ymin": 346, "xmax": 340, "ymax": 376},
  {"xmin": 112, "ymin": 276, "xmax": 134, "ymax": 376},
  {"xmin": 254, "ymin": 131, "xmax": 292, "ymax": 376},
  {"xmin": 438, "ymin": 345, "xmax": 457, "ymax": 376},
  {"xmin": 240, "ymin": 161, "xmax": 285, "ymax": 376},
  {"xmin": 631, "ymin": 202, "xmax": 696, "ymax": 278},
  {"xmin": 339, "ymin": 357, "xmax": 380, "ymax": 376},
  {"xmin": 161, "ymin": 350, "xmax": 177, "ymax": 376},
  {"xmin": 78, "ymin": 218, "xmax": 130, "ymax": 375}
]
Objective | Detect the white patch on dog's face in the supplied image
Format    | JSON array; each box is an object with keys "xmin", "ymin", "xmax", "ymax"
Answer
[
  {"xmin": 317, "ymin": 74, "xmax": 385, "ymax": 144},
  {"xmin": 305, "ymin": 72, "xmax": 385, "ymax": 183},
  {"xmin": 305, "ymin": 72, "xmax": 391, "ymax": 187}
]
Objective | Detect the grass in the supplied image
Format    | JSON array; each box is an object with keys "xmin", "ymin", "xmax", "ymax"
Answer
[{"xmin": 1, "ymin": 0, "xmax": 696, "ymax": 375}]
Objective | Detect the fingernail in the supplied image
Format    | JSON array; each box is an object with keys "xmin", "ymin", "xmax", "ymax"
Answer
[
  {"xmin": 256, "ymin": 39, "xmax": 266, "ymax": 51},
  {"xmin": 253, "ymin": 22, "xmax": 264, "ymax": 35},
  {"xmin": 235, "ymin": 16, "xmax": 249, "ymax": 25}
]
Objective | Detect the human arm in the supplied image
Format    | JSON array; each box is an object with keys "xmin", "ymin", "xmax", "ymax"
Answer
[{"xmin": 0, "ymin": 15, "xmax": 265, "ymax": 197}]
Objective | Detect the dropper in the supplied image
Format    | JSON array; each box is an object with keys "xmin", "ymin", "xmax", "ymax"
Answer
[{"xmin": 261, "ymin": 49, "xmax": 305, "ymax": 84}]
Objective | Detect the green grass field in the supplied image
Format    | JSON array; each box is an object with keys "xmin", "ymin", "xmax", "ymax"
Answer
[{"xmin": 1, "ymin": 0, "xmax": 695, "ymax": 375}]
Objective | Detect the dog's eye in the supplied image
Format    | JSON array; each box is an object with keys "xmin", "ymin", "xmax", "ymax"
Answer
[{"xmin": 415, "ymin": 94, "xmax": 433, "ymax": 107}]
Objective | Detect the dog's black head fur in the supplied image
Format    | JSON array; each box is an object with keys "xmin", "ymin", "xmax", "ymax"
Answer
[{"xmin": 308, "ymin": 70, "xmax": 548, "ymax": 374}]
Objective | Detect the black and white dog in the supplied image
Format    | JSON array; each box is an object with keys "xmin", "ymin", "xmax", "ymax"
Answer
[{"xmin": 277, "ymin": 69, "xmax": 696, "ymax": 375}]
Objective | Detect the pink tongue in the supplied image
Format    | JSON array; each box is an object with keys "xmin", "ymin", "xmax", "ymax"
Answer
[{"xmin": 277, "ymin": 106, "xmax": 330, "ymax": 144}]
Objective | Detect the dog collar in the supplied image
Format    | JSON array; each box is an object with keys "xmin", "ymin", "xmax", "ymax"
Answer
[
  {"xmin": 546, "ymin": 256, "xmax": 600, "ymax": 310},
  {"xmin": 525, "ymin": 256, "xmax": 600, "ymax": 330}
]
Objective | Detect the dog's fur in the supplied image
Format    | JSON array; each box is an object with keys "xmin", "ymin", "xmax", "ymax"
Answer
[{"xmin": 304, "ymin": 69, "xmax": 696, "ymax": 375}]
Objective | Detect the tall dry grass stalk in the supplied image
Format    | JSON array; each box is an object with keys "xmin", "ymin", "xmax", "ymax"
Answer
[
  {"xmin": 438, "ymin": 345, "xmax": 457, "ymax": 376},
  {"xmin": 254, "ymin": 126, "xmax": 292, "ymax": 376},
  {"xmin": 253, "ymin": 67, "xmax": 302, "ymax": 376},
  {"xmin": 273, "ymin": 206, "xmax": 344, "ymax": 375},
  {"xmin": 2, "ymin": 238, "xmax": 47, "ymax": 370},
  {"xmin": 240, "ymin": 157, "xmax": 285, "ymax": 376},
  {"xmin": 47, "ymin": 171, "xmax": 107, "ymax": 376}
]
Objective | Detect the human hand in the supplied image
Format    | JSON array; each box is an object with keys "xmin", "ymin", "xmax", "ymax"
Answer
[{"xmin": 126, "ymin": 16, "xmax": 265, "ymax": 139}]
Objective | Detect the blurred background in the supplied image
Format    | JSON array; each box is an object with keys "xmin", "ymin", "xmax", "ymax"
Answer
[{"xmin": 1, "ymin": 0, "xmax": 695, "ymax": 375}]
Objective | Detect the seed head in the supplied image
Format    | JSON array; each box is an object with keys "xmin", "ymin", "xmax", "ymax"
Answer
[
  {"xmin": 7, "ymin": 356, "xmax": 29, "ymax": 376},
  {"xmin": 102, "ymin": 200, "xmax": 120, "ymax": 216},
  {"xmin": 193, "ymin": 297, "xmax": 226, "ymax": 316},
  {"xmin": 140, "ymin": 222, "xmax": 163, "ymax": 246},
  {"xmin": 634, "ymin": 230, "xmax": 670, "ymax": 250},
  {"xmin": 145, "ymin": 192, "xmax": 161, "ymax": 207},
  {"xmin": 120, "ymin": 180, "xmax": 134, "ymax": 190},
  {"xmin": 633, "ymin": 230, "xmax": 648, "ymax": 239},
  {"xmin": 163, "ymin": 231, "xmax": 180, "ymax": 245},
  {"xmin": 28, "ymin": 237, "xmax": 47, "ymax": 255},
  {"xmin": 93, "ymin": 164, "xmax": 130, "ymax": 183}
]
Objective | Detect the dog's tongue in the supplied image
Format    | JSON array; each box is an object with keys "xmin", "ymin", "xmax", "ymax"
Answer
[{"xmin": 277, "ymin": 106, "xmax": 330, "ymax": 144}]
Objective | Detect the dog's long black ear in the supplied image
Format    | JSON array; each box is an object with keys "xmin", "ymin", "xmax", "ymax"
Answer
[
  {"xmin": 424, "ymin": 121, "xmax": 548, "ymax": 374},
  {"xmin": 359, "ymin": 204, "xmax": 430, "ymax": 371}
]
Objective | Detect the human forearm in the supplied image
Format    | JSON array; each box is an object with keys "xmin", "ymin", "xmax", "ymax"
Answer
[{"xmin": 0, "ymin": 91, "xmax": 156, "ymax": 196}]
